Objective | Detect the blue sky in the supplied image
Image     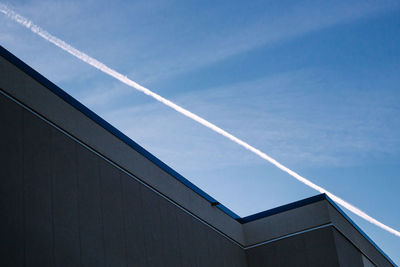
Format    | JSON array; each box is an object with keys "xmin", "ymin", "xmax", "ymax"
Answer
[{"xmin": 1, "ymin": 0, "xmax": 400, "ymax": 263}]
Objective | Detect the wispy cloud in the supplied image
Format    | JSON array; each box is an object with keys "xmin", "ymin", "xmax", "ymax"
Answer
[
  {"xmin": 1, "ymin": 0, "xmax": 398, "ymax": 84},
  {"xmin": 123, "ymin": 0, "xmax": 400, "ymax": 83},
  {"xmin": 2, "ymin": 0, "xmax": 400, "ymax": 238},
  {"xmin": 103, "ymin": 68, "xmax": 400, "ymax": 171}
]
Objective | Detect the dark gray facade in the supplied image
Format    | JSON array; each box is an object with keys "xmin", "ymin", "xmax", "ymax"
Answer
[
  {"xmin": 0, "ymin": 46, "xmax": 395, "ymax": 266},
  {"xmin": 0, "ymin": 91, "xmax": 246, "ymax": 266}
]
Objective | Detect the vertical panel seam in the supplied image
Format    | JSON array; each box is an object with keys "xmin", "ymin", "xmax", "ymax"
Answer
[
  {"xmin": 74, "ymin": 143, "xmax": 83, "ymax": 267},
  {"xmin": 98, "ymin": 159, "xmax": 107, "ymax": 267},
  {"xmin": 173, "ymin": 208, "xmax": 184, "ymax": 267},
  {"xmin": 50, "ymin": 126, "xmax": 56, "ymax": 267},
  {"xmin": 119, "ymin": 172, "xmax": 128, "ymax": 267},
  {"xmin": 22, "ymin": 107, "xmax": 26, "ymax": 267}
]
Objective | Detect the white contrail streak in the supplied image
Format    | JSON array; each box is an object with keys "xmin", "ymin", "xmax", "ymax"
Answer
[{"xmin": 1, "ymin": 4, "xmax": 399, "ymax": 237}]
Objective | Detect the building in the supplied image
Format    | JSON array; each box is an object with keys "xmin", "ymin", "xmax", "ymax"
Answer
[{"xmin": 0, "ymin": 45, "xmax": 395, "ymax": 266}]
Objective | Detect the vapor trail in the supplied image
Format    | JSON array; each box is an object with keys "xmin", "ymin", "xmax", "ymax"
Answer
[{"xmin": 1, "ymin": 4, "xmax": 399, "ymax": 237}]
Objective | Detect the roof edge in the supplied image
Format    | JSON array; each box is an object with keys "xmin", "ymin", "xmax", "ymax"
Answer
[
  {"xmin": 237, "ymin": 193, "xmax": 395, "ymax": 265},
  {"xmin": 325, "ymin": 195, "xmax": 396, "ymax": 266},
  {"xmin": 0, "ymin": 44, "xmax": 240, "ymax": 219},
  {"xmin": 237, "ymin": 194, "xmax": 327, "ymax": 224},
  {"xmin": 1, "ymin": 45, "xmax": 395, "ymax": 265}
]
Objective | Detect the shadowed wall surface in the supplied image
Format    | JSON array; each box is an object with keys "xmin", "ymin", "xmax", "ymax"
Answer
[
  {"xmin": 0, "ymin": 46, "xmax": 395, "ymax": 267},
  {"xmin": 0, "ymin": 92, "xmax": 247, "ymax": 267}
]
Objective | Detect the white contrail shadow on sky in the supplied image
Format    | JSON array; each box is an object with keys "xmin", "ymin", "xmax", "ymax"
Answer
[{"xmin": 1, "ymin": 4, "xmax": 399, "ymax": 237}]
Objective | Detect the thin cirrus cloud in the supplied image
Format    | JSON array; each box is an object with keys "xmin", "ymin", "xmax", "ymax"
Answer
[
  {"xmin": 123, "ymin": 0, "xmax": 399, "ymax": 83},
  {"xmin": 103, "ymin": 70, "xmax": 400, "ymax": 171},
  {"xmin": 0, "ymin": 0, "xmax": 398, "ymax": 85},
  {"xmin": 1, "ymin": 3, "xmax": 399, "ymax": 238}
]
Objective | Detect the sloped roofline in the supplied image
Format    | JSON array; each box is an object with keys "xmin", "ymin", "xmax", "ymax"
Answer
[{"xmin": 0, "ymin": 45, "xmax": 395, "ymax": 265}]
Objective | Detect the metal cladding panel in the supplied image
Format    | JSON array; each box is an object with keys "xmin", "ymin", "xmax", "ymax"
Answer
[
  {"xmin": 327, "ymin": 202, "xmax": 395, "ymax": 266},
  {"xmin": 23, "ymin": 109, "xmax": 55, "ymax": 266},
  {"xmin": 246, "ymin": 226, "xmax": 340, "ymax": 267},
  {"xmin": 121, "ymin": 174, "xmax": 148, "ymax": 267},
  {"xmin": 220, "ymin": 233, "xmax": 248, "ymax": 267},
  {"xmin": 193, "ymin": 218, "xmax": 214, "ymax": 267},
  {"xmin": 0, "ymin": 90, "xmax": 246, "ymax": 267},
  {"xmin": 176, "ymin": 206, "xmax": 199, "ymax": 266},
  {"xmin": 140, "ymin": 183, "xmax": 165, "ymax": 267},
  {"xmin": 157, "ymin": 194, "xmax": 181, "ymax": 267},
  {"xmin": 304, "ymin": 226, "xmax": 341, "ymax": 267},
  {"xmin": 0, "ymin": 94, "xmax": 24, "ymax": 267},
  {"xmin": 98, "ymin": 161, "xmax": 127, "ymax": 267},
  {"xmin": 204, "ymin": 223, "xmax": 226, "ymax": 267},
  {"xmin": 50, "ymin": 129, "xmax": 81, "ymax": 267},
  {"xmin": 0, "ymin": 46, "xmax": 244, "ymax": 244},
  {"xmin": 242, "ymin": 200, "xmax": 330, "ymax": 246},
  {"xmin": 174, "ymin": 214, "xmax": 248, "ymax": 267},
  {"xmin": 75, "ymin": 145, "xmax": 106, "ymax": 267},
  {"xmin": 332, "ymin": 228, "xmax": 364, "ymax": 267}
]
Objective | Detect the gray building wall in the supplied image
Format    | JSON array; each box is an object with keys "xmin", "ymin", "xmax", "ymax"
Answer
[
  {"xmin": 327, "ymin": 204, "xmax": 393, "ymax": 266},
  {"xmin": 332, "ymin": 228, "xmax": 366, "ymax": 267},
  {"xmin": 245, "ymin": 226, "xmax": 340, "ymax": 267},
  {"xmin": 0, "ymin": 92, "xmax": 247, "ymax": 267},
  {"xmin": 245, "ymin": 225, "xmax": 386, "ymax": 267},
  {"xmin": 0, "ymin": 46, "xmax": 395, "ymax": 267},
  {"xmin": 0, "ymin": 53, "xmax": 245, "ymax": 246}
]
